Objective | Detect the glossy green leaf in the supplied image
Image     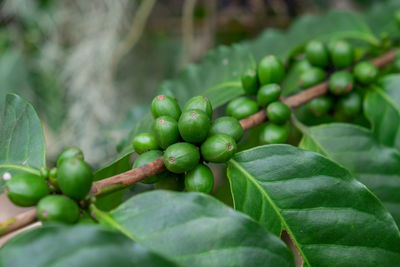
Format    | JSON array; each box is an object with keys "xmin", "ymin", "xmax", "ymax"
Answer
[
  {"xmin": 0, "ymin": 224, "xmax": 177, "ymax": 267},
  {"xmin": 106, "ymin": 190, "xmax": 294, "ymax": 267},
  {"xmin": 227, "ymin": 146, "xmax": 282, "ymax": 236},
  {"xmin": 299, "ymin": 123, "xmax": 400, "ymax": 226},
  {"xmin": 364, "ymin": 75, "xmax": 400, "ymax": 150},
  {"xmin": 0, "ymin": 93, "xmax": 45, "ymax": 192},
  {"xmin": 228, "ymin": 145, "xmax": 400, "ymax": 266}
]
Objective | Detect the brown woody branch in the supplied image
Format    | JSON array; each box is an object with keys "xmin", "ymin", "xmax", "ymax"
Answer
[
  {"xmin": 90, "ymin": 157, "xmax": 165, "ymax": 196},
  {"xmin": 0, "ymin": 49, "xmax": 397, "ymax": 239},
  {"xmin": 0, "ymin": 209, "xmax": 37, "ymax": 236}
]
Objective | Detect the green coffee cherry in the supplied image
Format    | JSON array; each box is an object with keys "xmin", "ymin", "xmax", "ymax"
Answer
[
  {"xmin": 201, "ymin": 134, "xmax": 237, "ymax": 163},
  {"xmin": 353, "ymin": 61, "xmax": 378, "ymax": 84},
  {"xmin": 226, "ymin": 97, "xmax": 259, "ymax": 120},
  {"xmin": 305, "ymin": 40, "xmax": 329, "ymax": 67},
  {"xmin": 6, "ymin": 173, "xmax": 49, "ymax": 207},
  {"xmin": 337, "ymin": 92, "xmax": 362, "ymax": 117},
  {"xmin": 308, "ymin": 96, "xmax": 333, "ymax": 116},
  {"xmin": 133, "ymin": 150, "xmax": 164, "ymax": 184},
  {"xmin": 329, "ymin": 40, "xmax": 354, "ymax": 69},
  {"xmin": 185, "ymin": 164, "xmax": 214, "ymax": 194},
  {"xmin": 259, "ymin": 123, "xmax": 289, "ymax": 144},
  {"xmin": 257, "ymin": 84, "xmax": 281, "ymax": 107},
  {"xmin": 241, "ymin": 69, "xmax": 259, "ymax": 95},
  {"xmin": 295, "ymin": 59, "xmax": 313, "ymax": 74},
  {"xmin": 258, "ymin": 55, "xmax": 285, "ymax": 85},
  {"xmin": 37, "ymin": 195, "xmax": 80, "ymax": 224},
  {"xmin": 58, "ymin": 158, "xmax": 93, "ymax": 200},
  {"xmin": 266, "ymin": 102, "xmax": 291, "ymax": 124},
  {"xmin": 151, "ymin": 95, "xmax": 181, "ymax": 120},
  {"xmin": 133, "ymin": 132, "xmax": 160, "ymax": 154},
  {"xmin": 155, "ymin": 172, "xmax": 184, "ymax": 191},
  {"xmin": 329, "ymin": 71, "xmax": 354, "ymax": 95},
  {"xmin": 178, "ymin": 109, "xmax": 210, "ymax": 143},
  {"xmin": 164, "ymin": 143, "xmax": 200, "ymax": 173},
  {"xmin": 57, "ymin": 147, "xmax": 84, "ymax": 167},
  {"xmin": 298, "ymin": 67, "xmax": 326, "ymax": 88},
  {"xmin": 209, "ymin": 116, "xmax": 243, "ymax": 142},
  {"xmin": 152, "ymin": 116, "xmax": 180, "ymax": 149},
  {"xmin": 40, "ymin": 167, "xmax": 50, "ymax": 180},
  {"xmin": 183, "ymin": 96, "xmax": 213, "ymax": 119}
]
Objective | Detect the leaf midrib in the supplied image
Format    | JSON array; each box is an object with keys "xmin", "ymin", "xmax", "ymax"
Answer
[
  {"xmin": 228, "ymin": 159, "xmax": 312, "ymax": 267},
  {"xmin": 91, "ymin": 205, "xmax": 137, "ymax": 242},
  {"xmin": 0, "ymin": 164, "xmax": 40, "ymax": 175},
  {"xmin": 292, "ymin": 116, "xmax": 330, "ymax": 157}
]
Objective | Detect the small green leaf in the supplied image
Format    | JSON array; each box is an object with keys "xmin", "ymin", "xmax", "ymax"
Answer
[
  {"xmin": 299, "ymin": 123, "xmax": 400, "ymax": 226},
  {"xmin": 364, "ymin": 75, "xmax": 400, "ymax": 150},
  {"xmin": 0, "ymin": 224, "xmax": 177, "ymax": 267},
  {"xmin": 228, "ymin": 145, "xmax": 400, "ymax": 266},
  {"xmin": 107, "ymin": 191, "xmax": 295, "ymax": 267},
  {"xmin": 0, "ymin": 94, "xmax": 46, "ymax": 193}
]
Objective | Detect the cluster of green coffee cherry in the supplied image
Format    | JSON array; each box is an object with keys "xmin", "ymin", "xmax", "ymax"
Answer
[
  {"xmin": 5, "ymin": 148, "xmax": 93, "ymax": 224},
  {"xmin": 230, "ymin": 39, "xmax": 381, "ymax": 145},
  {"xmin": 232, "ymin": 55, "xmax": 291, "ymax": 144},
  {"xmin": 133, "ymin": 95, "xmax": 243, "ymax": 194},
  {"xmin": 301, "ymin": 39, "xmax": 378, "ymax": 119}
]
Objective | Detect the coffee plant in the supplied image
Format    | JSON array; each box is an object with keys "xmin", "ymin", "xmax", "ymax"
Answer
[{"xmin": 2, "ymin": 3, "xmax": 400, "ymax": 266}]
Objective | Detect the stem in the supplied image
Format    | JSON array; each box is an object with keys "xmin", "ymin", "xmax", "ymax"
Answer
[
  {"xmin": 90, "ymin": 157, "xmax": 165, "ymax": 196},
  {"xmin": 89, "ymin": 204, "xmax": 136, "ymax": 241},
  {"xmin": 0, "ymin": 209, "xmax": 37, "ymax": 236},
  {"xmin": 0, "ymin": 49, "xmax": 397, "ymax": 238}
]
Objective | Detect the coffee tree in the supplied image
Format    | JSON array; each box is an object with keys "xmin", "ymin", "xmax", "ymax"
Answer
[{"xmin": 1, "ymin": 3, "xmax": 400, "ymax": 267}]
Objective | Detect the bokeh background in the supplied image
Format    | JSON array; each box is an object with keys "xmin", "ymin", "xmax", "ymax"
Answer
[{"xmin": 0, "ymin": 0, "xmax": 385, "ymax": 168}]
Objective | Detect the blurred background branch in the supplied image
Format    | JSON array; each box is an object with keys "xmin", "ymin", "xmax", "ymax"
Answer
[
  {"xmin": 182, "ymin": 0, "xmax": 197, "ymax": 66},
  {"xmin": 111, "ymin": 0, "xmax": 156, "ymax": 78}
]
